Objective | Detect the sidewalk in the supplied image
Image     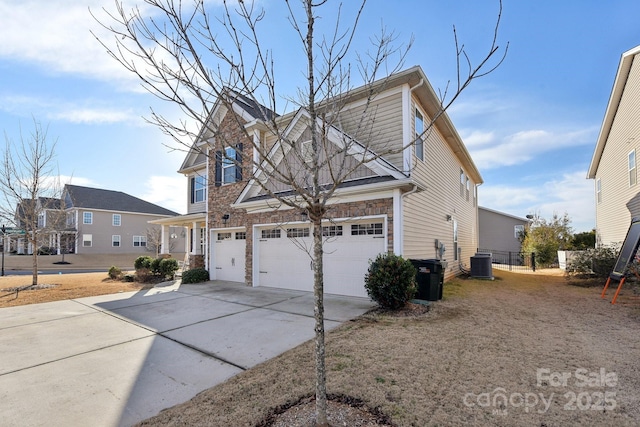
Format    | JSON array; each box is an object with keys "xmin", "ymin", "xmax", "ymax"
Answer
[{"xmin": 2, "ymin": 253, "xmax": 185, "ymax": 273}]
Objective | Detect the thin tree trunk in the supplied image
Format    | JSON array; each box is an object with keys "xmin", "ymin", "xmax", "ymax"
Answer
[
  {"xmin": 312, "ymin": 215, "xmax": 328, "ymax": 426},
  {"xmin": 31, "ymin": 232, "xmax": 38, "ymax": 286}
]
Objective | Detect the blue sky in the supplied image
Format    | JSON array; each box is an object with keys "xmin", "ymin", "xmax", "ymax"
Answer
[{"xmin": 1, "ymin": 1, "xmax": 639, "ymax": 232}]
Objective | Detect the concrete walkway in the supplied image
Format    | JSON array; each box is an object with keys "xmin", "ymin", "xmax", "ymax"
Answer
[{"xmin": 0, "ymin": 281, "xmax": 375, "ymax": 427}]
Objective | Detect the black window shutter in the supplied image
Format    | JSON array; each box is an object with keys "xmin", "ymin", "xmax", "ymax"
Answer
[
  {"xmin": 190, "ymin": 177, "xmax": 195, "ymax": 203},
  {"xmin": 215, "ymin": 150, "xmax": 222, "ymax": 186},
  {"xmin": 235, "ymin": 143, "xmax": 243, "ymax": 182}
]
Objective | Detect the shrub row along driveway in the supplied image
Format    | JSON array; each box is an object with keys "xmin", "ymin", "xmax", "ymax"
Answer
[{"xmin": 137, "ymin": 271, "xmax": 640, "ymax": 426}]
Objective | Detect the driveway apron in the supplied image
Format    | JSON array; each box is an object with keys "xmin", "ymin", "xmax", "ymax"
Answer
[{"xmin": 0, "ymin": 281, "xmax": 375, "ymax": 427}]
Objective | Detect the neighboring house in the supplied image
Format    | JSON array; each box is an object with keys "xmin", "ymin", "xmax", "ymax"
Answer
[
  {"xmin": 154, "ymin": 66, "xmax": 483, "ymax": 297},
  {"xmin": 478, "ymin": 206, "xmax": 528, "ymax": 254},
  {"xmin": 13, "ymin": 184, "xmax": 185, "ymax": 256},
  {"xmin": 588, "ymin": 44, "xmax": 640, "ymax": 246}
]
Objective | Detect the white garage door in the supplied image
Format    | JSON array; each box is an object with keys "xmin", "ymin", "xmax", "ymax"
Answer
[
  {"xmin": 257, "ymin": 221, "xmax": 385, "ymax": 297},
  {"xmin": 212, "ymin": 230, "xmax": 246, "ymax": 283}
]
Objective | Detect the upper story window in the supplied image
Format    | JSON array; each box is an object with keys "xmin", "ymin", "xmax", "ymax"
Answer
[
  {"xmin": 629, "ymin": 150, "xmax": 636, "ymax": 187},
  {"xmin": 83, "ymin": 212, "xmax": 93, "ymax": 225},
  {"xmin": 113, "ymin": 214, "xmax": 121, "ymax": 226},
  {"xmin": 66, "ymin": 212, "xmax": 75, "ymax": 227},
  {"xmin": 460, "ymin": 169, "xmax": 465, "ymax": 197},
  {"xmin": 514, "ymin": 224, "xmax": 524, "ymax": 239},
  {"xmin": 216, "ymin": 144, "xmax": 243, "ymax": 186},
  {"xmin": 596, "ymin": 178, "xmax": 602, "ymax": 204},
  {"xmin": 415, "ymin": 109, "xmax": 424, "ymax": 161},
  {"xmin": 465, "ymin": 177, "xmax": 470, "ymax": 201},
  {"xmin": 191, "ymin": 175, "xmax": 206, "ymax": 203},
  {"xmin": 38, "ymin": 212, "xmax": 45, "ymax": 228}
]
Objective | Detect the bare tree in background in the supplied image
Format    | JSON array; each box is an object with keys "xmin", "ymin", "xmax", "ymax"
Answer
[
  {"xmin": 93, "ymin": 1, "xmax": 506, "ymax": 423},
  {"xmin": 0, "ymin": 119, "xmax": 59, "ymax": 287}
]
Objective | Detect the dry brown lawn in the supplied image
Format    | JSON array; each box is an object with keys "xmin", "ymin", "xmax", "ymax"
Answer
[
  {"xmin": 0, "ymin": 272, "xmax": 145, "ymax": 308},
  {"xmin": 2, "ymin": 269, "xmax": 640, "ymax": 426}
]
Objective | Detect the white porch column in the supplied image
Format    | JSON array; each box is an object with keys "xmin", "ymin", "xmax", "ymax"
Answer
[
  {"xmin": 192, "ymin": 221, "xmax": 201, "ymax": 254},
  {"xmin": 160, "ymin": 224, "xmax": 170, "ymax": 255}
]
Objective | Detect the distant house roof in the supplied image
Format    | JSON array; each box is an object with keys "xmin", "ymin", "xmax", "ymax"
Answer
[
  {"xmin": 479, "ymin": 206, "xmax": 529, "ymax": 222},
  {"xmin": 64, "ymin": 185, "xmax": 178, "ymax": 216}
]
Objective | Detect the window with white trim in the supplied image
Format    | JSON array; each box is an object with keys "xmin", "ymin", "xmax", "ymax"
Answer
[
  {"xmin": 460, "ymin": 169, "xmax": 465, "ymax": 197},
  {"xmin": 83, "ymin": 212, "xmax": 93, "ymax": 225},
  {"xmin": 415, "ymin": 109, "xmax": 424, "ymax": 161},
  {"xmin": 514, "ymin": 225, "xmax": 524, "ymax": 240},
  {"xmin": 629, "ymin": 150, "xmax": 637, "ymax": 186},
  {"xmin": 596, "ymin": 178, "xmax": 602, "ymax": 204},
  {"xmin": 235, "ymin": 231, "xmax": 246, "ymax": 240},
  {"xmin": 351, "ymin": 223, "xmax": 383, "ymax": 236},
  {"xmin": 261, "ymin": 229, "xmax": 281, "ymax": 239},
  {"xmin": 133, "ymin": 235, "xmax": 147, "ymax": 247},
  {"xmin": 287, "ymin": 227, "xmax": 310, "ymax": 238},
  {"xmin": 223, "ymin": 147, "xmax": 238, "ymax": 184},
  {"xmin": 83, "ymin": 234, "xmax": 92, "ymax": 247},
  {"xmin": 112, "ymin": 235, "xmax": 121, "ymax": 247},
  {"xmin": 191, "ymin": 175, "xmax": 206, "ymax": 203},
  {"xmin": 465, "ymin": 177, "xmax": 470, "ymax": 201},
  {"xmin": 112, "ymin": 214, "xmax": 121, "ymax": 226},
  {"xmin": 322, "ymin": 225, "xmax": 343, "ymax": 237}
]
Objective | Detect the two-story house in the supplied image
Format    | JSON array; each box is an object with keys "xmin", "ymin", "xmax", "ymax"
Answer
[
  {"xmin": 588, "ymin": 44, "xmax": 640, "ymax": 246},
  {"xmin": 155, "ymin": 66, "xmax": 483, "ymax": 298}
]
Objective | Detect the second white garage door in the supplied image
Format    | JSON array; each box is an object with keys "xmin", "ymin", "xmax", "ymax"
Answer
[
  {"xmin": 212, "ymin": 230, "xmax": 246, "ymax": 283},
  {"xmin": 257, "ymin": 221, "xmax": 386, "ymax": 297}
]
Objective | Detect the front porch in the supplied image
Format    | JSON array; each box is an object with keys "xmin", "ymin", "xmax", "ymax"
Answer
[{"xmin": 149, "ymin": 212, "xmax": 208, "ymax": 271}]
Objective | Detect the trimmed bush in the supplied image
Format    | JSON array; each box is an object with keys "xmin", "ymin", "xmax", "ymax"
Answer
[
  {"xmin": 108, "ymin": 266, "xmax": 122, "ymax": 280},
  {"xmin": 123, "ymin": 274, "xmax": 135, "ymax": 282},
  {"xmin": 364, "ymin": 253, "xmax": 417, "ymax": 310},
  {"xmin": 151, "ymin": 257, "xmax": 163, "ymax": 275},
  {"xmin": 181, "ymin": 268, "xmax": 210, "ymax": 284},
  {"xmin": 159, "ymin": 258, "xmax": 179, "ymax": 279},
  {"xmin": 134, "ymin": 256, "xmax": 153, "ymax": 271}
]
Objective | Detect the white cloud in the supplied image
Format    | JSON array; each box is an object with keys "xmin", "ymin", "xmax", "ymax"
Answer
[
  {"xmin": 480, "ymin": 171, "xmax": 595, "ymax": 232},
  {"xmin": 464, "ymin": 127, "xmax": 598, "ymax": 170},
  {"xmin": 140, "ymin": 175, "xmax": 187, "ymax": 215},
  {"xmin": 0, "ymin": 0, "xmax": 154, "ymax": 90}
]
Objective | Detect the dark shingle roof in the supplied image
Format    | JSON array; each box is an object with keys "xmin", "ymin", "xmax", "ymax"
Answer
[{"xmin": 64, "ymin": 185, "xmax": 178, "ymax": 216}]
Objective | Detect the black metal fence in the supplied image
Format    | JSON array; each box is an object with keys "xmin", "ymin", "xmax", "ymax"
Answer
[{"xmin": 476, "ymin": 248, "xmax": 537, "ymax": 272}]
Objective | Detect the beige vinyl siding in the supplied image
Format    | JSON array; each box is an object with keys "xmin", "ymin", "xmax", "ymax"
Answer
[
  {"xmin": 187, "ymin": 169, "xmax": 207, "ymax": 215},
  {"xmin": 335, "ymin": 89, "xmax": 404, "ymax": 170},
  {"xmin": 595, "ymin": 55, "xmax": 640, "ymax": 245},
  {"xmin": 402, "ymin": 99, "xmax": 478, "ymax": 279}
]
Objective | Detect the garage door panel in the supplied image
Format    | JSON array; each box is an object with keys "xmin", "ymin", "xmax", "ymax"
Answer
[
  {"xmin": 257, "ymin": 222, "xmax": 385, "ymax": 298},
  {"xmin": 213, "ymin": 231, "xmax": 246, "ymax": 283}
]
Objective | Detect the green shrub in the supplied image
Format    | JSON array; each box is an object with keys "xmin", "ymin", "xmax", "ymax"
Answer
[
  {"xmin": 159, "ymin": 258, "xmax": 179, "ymax": 279},
  {"xmin": 364, "ymin": 253, "xmax": 417, "ymax": 310},
  {"xmin": 134, "ymin": 256, "xmax": 153, "ymax": 271},
  {"xmin": 150, "ymin": 257, "xmax": 163, "ymax": 275},
  {"xmin": 181, "ymin": 268, "xmax": 210, "ymax": 284},
  {"xmin": 566, "ymin": 245, "xmax": 620, "ymax": 278},
  {"xmin": 108, "ymin": 265, "xmax": 122, "ymax": 280},
  {"xmin": 123, "ymin": 274, "xmax": 135, "ymax": 282}
]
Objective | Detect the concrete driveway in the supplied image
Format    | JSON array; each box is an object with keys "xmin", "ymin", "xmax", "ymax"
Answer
[{"xmin": 0, "ymin": 281, "xmax": 375, "ymax": 427}]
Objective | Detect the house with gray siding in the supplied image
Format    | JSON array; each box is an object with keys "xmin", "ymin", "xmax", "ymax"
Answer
[
  {"xmin": 53, "ymin": 184, "xmax": 185, "ymax": 255},
  {"xmin": 588, "ymin": 44, "xmax": 640, "ymax": 246},
  {"xmin": 154, "ymin": 66, "xmax": 483, "ymax": 297},
  {"xmin": 478, "ymin": 206, "xmax": 528, "ymax": 254}
]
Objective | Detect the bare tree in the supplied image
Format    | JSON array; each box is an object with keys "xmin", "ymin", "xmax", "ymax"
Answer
[
  {"xmin": 0, "ymin": 119, "xmax": 59, "ymax": 286},
  {"xmin": 93, "ymin": 1, "xmax": 506, "ymax": 423}
]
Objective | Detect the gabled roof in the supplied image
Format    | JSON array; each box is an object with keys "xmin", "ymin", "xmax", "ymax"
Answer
[
  {"xmin": 235, "ymin": 108, "xmax": 410, "ymax": 205},
  {"xmin": 178, "ymin": 89, "xmax": 277, "ymax": 174},
  {"xmin": 64, "ymin": 184, "xmax": 177, "ymax": 216},
  {"xmin": 588, "ymin": 45, "xmax": 640, "ymax": 178},
  {"xmin": 479, "ymin": 206, "xmax": 529, "ymax": 222}
]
